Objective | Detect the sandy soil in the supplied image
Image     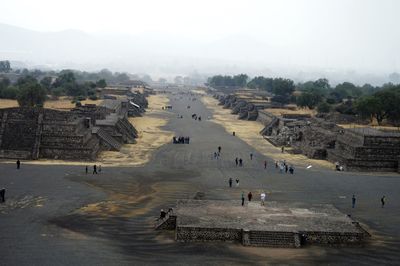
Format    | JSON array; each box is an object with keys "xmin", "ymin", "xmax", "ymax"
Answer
[
  {"xmin": 339, "ymin": 123, "xmax": 400, "ymax": 131},
  {"xmin": 201, "ymin": 95, "xmax": 333, "ymax": 169},
  {"xmin": 264, "ymin": 107, "xmax": 316, "ymax": 116},
  {"xmin": 97, "ymin": 94, "xmax": 173, "ymax": 166},
  {"xmin": 0, "ymin": 97, "xmax": 103, "ymax": 110},
  {"xmin": 3, "ymin": 94, "xmax": 172, "ymax": 167}
]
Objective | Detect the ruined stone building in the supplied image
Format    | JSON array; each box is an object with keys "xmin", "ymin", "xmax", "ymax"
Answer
[
  {"xmin": 0, "ymin": 91, "xmax": 150, "ymax": 160},
  {"xmin": 328, "ymin": 128, "xmax": 400, "ymax": 172}
]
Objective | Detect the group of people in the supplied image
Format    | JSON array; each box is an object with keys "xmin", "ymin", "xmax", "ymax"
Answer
[
  {"xmin": 335, "ymin": 162, "xmax": 344, "ymax": 171},
  {"xmin": 191, "ymin": 114, "xmax": 201, "ymax": 121},
  {"xmin": 352, "ymin": 194, "xmax": 386, "ymax": 208},
  {"xmin": 173, "ymin": 136, "xmax": 190, "ymax": 144},
  {"xmin": 159, "ymin": 208, "xmax": 173, "ymax": 219},
  {"xmin": 228, "ymin": 177, "xmax": 240, "ymax": 187},
  {"xmin": 275, "ymin": 160, "xmax": 294, "ymax": 174},
  {"xmin": 235, "ymin": 157, "xmax": 243, "ymax": 167},
  {"xmin": 240, "ymin": 191, "xmax": 267, "ymax": 206},
  {"xmin": 86, "ymin": 165, "xmax": 101, "ymax": 174}
]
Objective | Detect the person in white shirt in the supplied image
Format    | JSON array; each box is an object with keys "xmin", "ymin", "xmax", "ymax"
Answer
[{"xmin": 260, "ymin": 192, "xmax": 266, "ymax": 205}]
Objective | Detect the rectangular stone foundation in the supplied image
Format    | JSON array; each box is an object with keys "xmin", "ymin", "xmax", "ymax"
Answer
[{"xmin": 168, "ymin": 200, "xmax": 369, "ymax": 247}]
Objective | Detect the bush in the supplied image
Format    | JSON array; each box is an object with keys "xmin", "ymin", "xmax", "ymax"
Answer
[
  {"xmin": 89, "ymin": 95, "xmax": 98, "ymax": 100},
  {"xmin": 317, "ymin": 102, "xmax": 331, "ymax": 113},
  {"xmin": 1, "ymin": 86, "xmax": 19, "ymax": 99}
]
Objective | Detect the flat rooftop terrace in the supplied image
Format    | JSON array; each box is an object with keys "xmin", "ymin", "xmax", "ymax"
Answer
[{"xmin": 176, "ymin": 200, "xmax": 361, "ymax": 233}]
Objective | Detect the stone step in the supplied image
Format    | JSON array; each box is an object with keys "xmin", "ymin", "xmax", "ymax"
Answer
[{"xmin": 93, "ymin": 127, "xmax": 122, "ymax": 151}]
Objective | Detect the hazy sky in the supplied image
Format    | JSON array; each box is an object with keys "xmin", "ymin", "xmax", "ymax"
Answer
[{"xmin": 1, "ymin": 0, "xmax": 400, "ymax": 76}]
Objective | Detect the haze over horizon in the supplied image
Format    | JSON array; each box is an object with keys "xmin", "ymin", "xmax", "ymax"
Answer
[{"xmin": 1, "ymin": 0, "xmax": 400, "ymax": 85}]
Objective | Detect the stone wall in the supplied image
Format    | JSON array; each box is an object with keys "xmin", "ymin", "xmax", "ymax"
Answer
[
  {"xmin": 176, "ymin": 226, "xmax": 241, "ymax": 242},
  {"xmin": 327, "ymin": 128, "xmax": 400, "ymax": 171}
]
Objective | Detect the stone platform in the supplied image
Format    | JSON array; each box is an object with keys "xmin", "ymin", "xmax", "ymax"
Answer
[{"xmin": 157, "ymin": 200, "xmax": 369, "ymax": 247}]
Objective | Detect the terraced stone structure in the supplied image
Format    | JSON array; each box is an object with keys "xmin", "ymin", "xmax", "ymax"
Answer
[
  {"xmin": 0, "ymin": 92, "xmax": 149, "ymax": 160},
  {"xmin": 328, "ymin": 128, "xmax": 400, "ymax": 171},
  {"xmin": 0, "ymin": 107, "xmax": 100, "ymax": 160},
  {"xmin": 156, "ymin": 200, "xmax": 369, "ymax": 248},
  {"xmin": 214, "ymin": 93, "xmax": 272, "ymax": 121}
]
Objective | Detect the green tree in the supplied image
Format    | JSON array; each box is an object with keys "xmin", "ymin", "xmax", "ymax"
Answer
[
  {"xmin": 96, "ymin": 79, "xmax": 107, "ymax": 88},
  {"xmin": 317, "ymin": 102, "xmax": 331, "ymax": 113},
  {"xmin": 0, "ymin": 60, "xmax": 11, "ymax": 73},
  {"xmin": 40, "ymin": 76, "xmax": 53, "ymax": 91},
  {"xmin": 297, "ymin": 91, "xmax": 323, "ymax": 109},
  {"xmin": 17, "ymin": 83, "xmax": 47, "ymax": 107}
]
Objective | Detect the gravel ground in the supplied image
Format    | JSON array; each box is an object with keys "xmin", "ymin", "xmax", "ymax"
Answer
[{"xmin": 0, "ymin": 91, "xmax": 399, "ymax": 265}]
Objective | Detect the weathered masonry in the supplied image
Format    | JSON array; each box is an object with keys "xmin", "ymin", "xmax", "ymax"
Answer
[
  {"xmin": 156, "ymin": 200, "xmax": 369, "ymax": 248},
  {"xmin": 0, "ymin": 93, "xmax": 149, "ymax": 160},
  {"xmin": 328, "ymin": 128, "xmax": 400, "ymax": 172}
]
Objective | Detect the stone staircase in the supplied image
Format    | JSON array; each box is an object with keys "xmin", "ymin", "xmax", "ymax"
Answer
[
  {"xmin": 93, "ymin": 127, "xmax": 122, "ymax": 151},
  {"xmin": 260, "ymin": 117, "xmax": 279, "ymax": 136},
  {"xmin": 31, "ymin": 113, "xmax": 43, "ymax": 159},
  {"xmin": 155, "ymin": 212, "xmax": 177, "ymax": 230}
]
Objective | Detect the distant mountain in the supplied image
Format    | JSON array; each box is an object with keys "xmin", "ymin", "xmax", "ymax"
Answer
[{"xmin": 0, "ymin": 23, "xmax": 394, "ymax": 85}]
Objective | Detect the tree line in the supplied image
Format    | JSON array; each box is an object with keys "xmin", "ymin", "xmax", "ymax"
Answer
[
  {"xmin": 207, "ymin": 74, "xmax": 400, "ymax": 125},
  {"xmin": 0, "ymin": 69, "xmax": 121, "ymax": 107}
]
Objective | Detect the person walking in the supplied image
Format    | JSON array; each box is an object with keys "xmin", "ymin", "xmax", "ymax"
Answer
[
  {"xmin": 260, "ymin": 192, "xmax": 266, "ymax": 206},
  {"xmin": 229, "ymin": 178, "xmax": 233, "ymax": 188},
  {"xmin": 285, "ymin": 164, "xmax": 288, "ymax": 173},
  {"xmin": 239, "ymin": 158, "xmax": 243, "ymax": 167},
  {"xmin": 281, "ymin": 146, "xmax": 284, "ymax": 153},
  {"xmin": 236, "ymin": 178, "xmax": 240, "ymax": 187},
  {"xmin": 241, "ymin": 192, "xmax": 245, "ymax": 206},
  {"xmin": 0, "ymin": 188, "xmax": 5, "ymax": 203},
  {"xmin": 352, "ymin": 194, "xmax": 356, "ymax": 208},
  {"xmin": 93, "ymin": 165, "xmax": 98, "ymax": 174},
  {"xmin": 250, "ymin": 153, "xmax": 253, "ymax": 160},
  {"xmin": 16, "ymin": 160, "xmax": 20, "ymax": 169},
  {"xmin": 218, "ymin": 146, "xmax": 221, "ymax": 153},
  {"xmin": 381, "ymin": 196, "xmax": 386, "ymax": 208},
  {"xmin": 248, "ymin": 191, "xmax": 253, "ymax": 202},
  {"xmin": 235, "ymin": 157, "xmax": 238, "ymax": 167},
  {"xmin": 289, "ymin": 166, "xmax": 294, "ymax": 174},
  {"xmin": 85, "ymin": 165, "xmax": 88, "ymax": 174},
  {"xmin": 275, "ymin": 161, "xmax": 278, "ymax": 169},
  {"xmin": 279, "ymin": 163, "xmax": 284, "ymax": 174},
  {"xmin": 264, "ymin": 160, "xmax": 267, "ymax": 169}
]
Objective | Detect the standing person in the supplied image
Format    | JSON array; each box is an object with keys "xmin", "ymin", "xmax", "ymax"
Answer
[
  {"xmin": 285, "ymin": 164, "xmax": 288, "ymax": 173},
  {"xmin": 233, "ymin": 131, "xmax": 235, "ymax": 136},
  {"xmin": 289, "ymin": 166, "xmax": 294, "ymax": 174},
  {"xmin": 214, "ymin": 152, "xmax": 217, "ymax": 159},
  {"xmin": 264, "ymin": 160, "xmax": 267, "ymax": 169},
  {"xmin": 275, "ymin": 161, "xmax": 278, "ymax": 169},
  {"xmin": 248, "ymin": 191, "xmax": 253, "ymax": 202},
  {"xmin": 235, "ymin": 157, "xmax": 238, "ymax": 167},
  {"xmin": 241, "ymin": 192, "xmax": 245, "ymax": 206},
  {"xmin": 260, "ymin": 192, "xmax": 266, "ymax": 206},
  {"xmin": 218, "ymin": 146, "xmax": 221, "ymax": 153},
  {"xmin": 381, "ymin": 196, "xmax": 386, "ymax": 208},
  {"xmin": 229, "ymin": 178, "xmax": 233, "ymax": 188},
  {"xmin": 279, "ymin": 163, "xmax": 284, "ymax": 174},
  {"xmin": 250, "ymin": 153, "xmax": 253, "ymax": 160},
  {"xmin": 239, "ymin": 158, "xmax": 243, "ymax": 167},
  {"xmin": 281, "ymin": 146, "xmax": 284, "ymax": 153},
  {"xmin": 16, "ymin": 160, "xmax": 20, "ymax": 169},
  {"xmin": 0, "ymin": 188, "xmax": 5, "ymax": 203},
  {"xmin": 93, "ymin": 165, "xmax": 98, "ymax": 174},
  {"xmin": 352, "ymin": 195, "xmax": 356, "ymax": 208},
  {"xmin": 236, "ymin": 178, "xmax": 240, "ymax": 187},
  {"xmin": 85, "ymin": 165, "xmax": 88, "ymax": 174}
]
